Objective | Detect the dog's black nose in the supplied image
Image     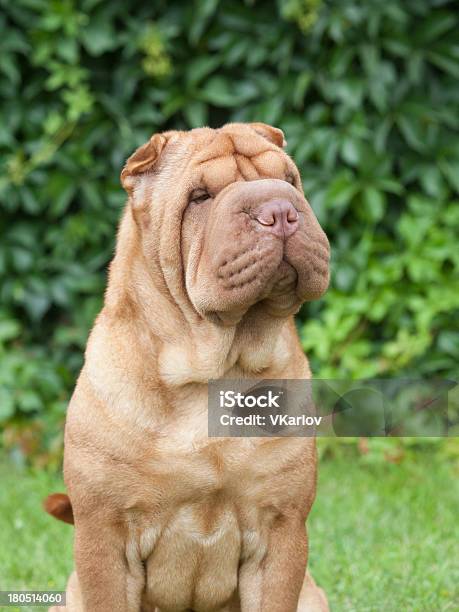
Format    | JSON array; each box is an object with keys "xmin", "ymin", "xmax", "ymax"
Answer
[{"xmin": 254, "ymin": 200, "xmax": 299, "ymax": 238}]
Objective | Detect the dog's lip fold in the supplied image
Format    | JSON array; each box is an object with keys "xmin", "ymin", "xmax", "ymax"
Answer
[{"xmin": 198, "ymin": 253, "xmax": 301, "ymax": 325}]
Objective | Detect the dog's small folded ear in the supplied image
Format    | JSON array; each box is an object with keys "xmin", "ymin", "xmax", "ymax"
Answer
[
  {"xmin": 249, "ymin": 123, "xmax": 287, "ymax": 148},
  {"xmin": 121, "ymin": 133, "xmax": 168, "ymax": 194}
]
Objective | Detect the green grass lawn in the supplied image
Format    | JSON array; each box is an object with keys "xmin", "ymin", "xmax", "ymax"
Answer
[
  {"xmin": 310, "ymin": 456, "xmax": 458, "ymax": 611},
  {"xmin": 0, "ymin": 455, "xmax": 457, "ymax": 611}
]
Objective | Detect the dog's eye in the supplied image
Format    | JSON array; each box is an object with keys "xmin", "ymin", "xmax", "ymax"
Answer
[
  {"xmin": 286, "ymin": 174, "xmax": 296, "ymax": 185},
  {"xmin": 190, "ymin": 189, "xmax": 211, "ymax": 204}
]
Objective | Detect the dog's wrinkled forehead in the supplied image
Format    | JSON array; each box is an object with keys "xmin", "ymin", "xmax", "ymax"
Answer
[
  {"xmin": 185, "ymin": 125, "xmax": 294, "ymax": 193},
  {"xmin": 120, "ymin": 122, "xmax": 297, "ymax": 203}
]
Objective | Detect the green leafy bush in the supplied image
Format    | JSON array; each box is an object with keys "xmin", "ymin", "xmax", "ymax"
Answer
[{"xmin": 1, "ymin": 0, "xmax": 458, "ymax": 462}]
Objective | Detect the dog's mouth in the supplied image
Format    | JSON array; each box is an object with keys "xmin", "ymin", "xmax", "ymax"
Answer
[
  {"xmin": 267, "ymin": 258, "xmax": 299, "ymax": 296},
  {"xmin": 257, "ymin": 258, "xmax": 302, "ymax": 318},
  {"xmin": 202, "ymin": 244, "xmax": 302, "ymax": 325}
]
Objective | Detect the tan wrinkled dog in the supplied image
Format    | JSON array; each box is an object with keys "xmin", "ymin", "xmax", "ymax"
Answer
[{"xmin": 47, "ymin": 123, "xmax": 330, "ymax": 612}]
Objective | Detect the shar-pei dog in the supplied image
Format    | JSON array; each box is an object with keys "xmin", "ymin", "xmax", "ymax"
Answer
[{"xmin": 45, "ymin": 122, "xmax": 330, "ymax": 611}]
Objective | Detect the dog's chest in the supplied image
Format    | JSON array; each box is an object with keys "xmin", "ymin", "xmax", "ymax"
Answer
[
  {"xmin": 136, "ymin": 439, "xmax": 277, "ymax": 612},
  {"xmin": 129, "ymin": 389, "xmax": 311, "ymax": 610},
  {"xmin": 140, "ymin": 385, "xmax": 308, "ymax": 519}
]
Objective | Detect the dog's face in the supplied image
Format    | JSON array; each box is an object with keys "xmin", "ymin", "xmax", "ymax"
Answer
[{"xmin": 121, "ymin": 123, "xmax": 329, "ymax": 325}]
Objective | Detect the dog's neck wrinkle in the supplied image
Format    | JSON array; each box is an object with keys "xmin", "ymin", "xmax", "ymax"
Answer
[
  {"xmin": 159, "ymin": 313, "xmax": 290, "ymax": 386},
  {"xmin": 105, "ymin": 208, "xmax": 194, "ymax": 340},
  {"xmin": 231, "ymin": 310, "xmax": 290, "ymax": 375}
]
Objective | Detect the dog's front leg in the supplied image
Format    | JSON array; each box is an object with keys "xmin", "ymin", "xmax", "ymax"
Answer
[
  {"xmin": 238, "ymin": 518, "xmax": 308, "ymax": 612},
  {"xmin": 74, "ymin": 519, "xmax": 144, "ymax": 612}
]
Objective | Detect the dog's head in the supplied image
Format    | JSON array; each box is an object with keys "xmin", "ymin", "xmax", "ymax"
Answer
[{"xmin": 121, "ymin": 123, "xmax": 329, "ymax": 325}]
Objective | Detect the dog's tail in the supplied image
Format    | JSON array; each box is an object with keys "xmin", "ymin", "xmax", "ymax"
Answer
[{"xmin": 43, "ymin": 493, "xmax": 74, "ymax": 525}]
